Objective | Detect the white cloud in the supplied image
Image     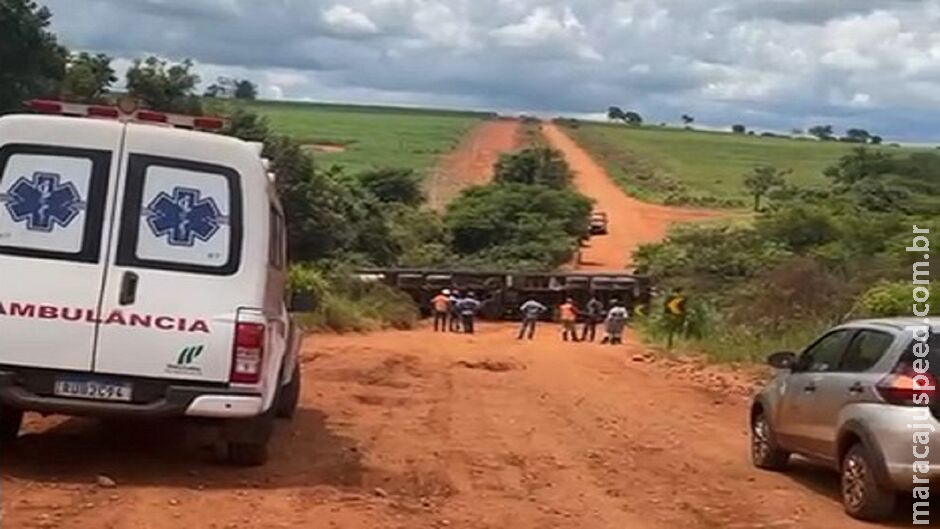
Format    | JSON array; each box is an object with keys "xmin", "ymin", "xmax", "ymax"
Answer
[
  {"xmin": 321, "ymin": 4, "xmax": 379, "ymax": 36},
  {"xmin": 490, "ymin": 6, "xmax": 601, "ymax": 60},
  {"xmin": 37, "ymin": 0, "xmax": 940, "ymax": 140},
  {"xmin": 267, "ymin": 85, "xmax": 285, "ymax": 100}
]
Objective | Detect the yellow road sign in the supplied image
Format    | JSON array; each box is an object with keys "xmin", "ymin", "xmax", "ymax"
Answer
[{"xmin": 666, "ymin": 296, "xmax": 686, "ymax": 316}]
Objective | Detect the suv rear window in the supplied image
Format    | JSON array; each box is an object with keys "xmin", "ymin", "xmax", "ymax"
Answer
[
  {"xmin": 116, "ymin": 154, "xmax": 243, "ymax": 275},
  {"xmin": 0, "ymin": 144, "xmax": 111, "ymax": 263}
]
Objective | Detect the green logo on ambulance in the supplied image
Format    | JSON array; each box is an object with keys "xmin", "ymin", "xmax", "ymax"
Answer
[{"xmin": 177, "ymin": 345, "xmax": 204, "ymax": 366}]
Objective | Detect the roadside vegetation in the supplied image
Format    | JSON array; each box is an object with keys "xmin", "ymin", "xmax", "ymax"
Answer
[
  {"xmin": 634, "ymin": 147, "xmax": 939, "ymax": 362},
  {"xmin": 562, "ymin": 120, "xmax": 930, "ymax": 209}
]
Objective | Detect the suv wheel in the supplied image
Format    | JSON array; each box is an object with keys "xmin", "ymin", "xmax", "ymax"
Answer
[
  {"xmin": 276, "ymin": 364, "xmax": 302, "ymax": 419},
  {"xmin": 841, "ymin": 444, "xmax": 896, "ymax": 521},
  {"xmin": 0, "ymin": 406, "xmax": 23, "ymax": 443},
  {"xmin": 751, "ymin": 410, "xmax": 790, "ymax": 470}
]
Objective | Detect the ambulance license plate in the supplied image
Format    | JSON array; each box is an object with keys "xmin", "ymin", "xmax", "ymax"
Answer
[{"xmin": 54, "ymin": 378, "xmax": 133, "ymax": 402}]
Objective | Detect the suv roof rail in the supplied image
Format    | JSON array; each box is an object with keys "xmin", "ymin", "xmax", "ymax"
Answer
[{"xmin": 23, "ymin": 99, "xmax": 226, "ymax": 131}]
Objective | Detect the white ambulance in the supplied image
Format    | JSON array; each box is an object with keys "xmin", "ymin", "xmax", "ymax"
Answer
[{"xmin": 0, "ymin": 101, "xmax": 301, "ymax": 465}]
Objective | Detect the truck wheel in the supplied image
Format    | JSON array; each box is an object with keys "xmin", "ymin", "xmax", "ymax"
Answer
[
  {"xmin": 276, "ymin": 364, "xmax": 302, "ymax": 419},
  {"xmin": 227, "ymin": 441, "xmax": 269, "ymax": 467},
  {"xmin": 841, "ymin": 443, "xmax": 896, "ymax": 521},
  {"xmin": 0, "ymin": 406, "xmax": 23, "ymax": 443},
  {"xmin": 750, "ymin": 410, "xmax": 789, "ymax": 470}
]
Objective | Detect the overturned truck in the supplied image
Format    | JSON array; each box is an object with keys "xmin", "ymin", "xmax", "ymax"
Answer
[{"xmin": 357, "ymin": 269, "xmax": 652, "ymax": 320}]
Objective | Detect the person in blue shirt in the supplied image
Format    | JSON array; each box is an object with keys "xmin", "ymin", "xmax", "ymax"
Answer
[
  {"xmin": 517, "ymin": 298, "xmax": 548, "ymax": 340},
  {"xmin": 580, "ymin": 296, "xmax": 605, "ymax": 342},
  {"xmin": 457, "ymin": 292, "xmax": 482, "ymax": 334},
  {"xmin": 448, "ymin": 290, "xmax": 462, "ymax": 332}
]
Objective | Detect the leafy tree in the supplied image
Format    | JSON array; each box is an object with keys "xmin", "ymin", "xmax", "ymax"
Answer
[
  {"xmin": 850, "ymin": 178, "xmax": 910, "ymax": 213},
  {"xmin": 681, "ymin": 114, "xmax": 694, "ymax": 125},
  {"xmin": 870, "ymin": 135, "xmax": 883, "ymax": 145},
  {"xmin": 756, "ymin": 205, "xmax": 840, "ymax": 252},
  {"xmin": 205, "ymin": 76, "xmax": 258, "ymax": 100},
  {"xmin": 607, "ymin": 106, "xmax": 626, "ymax": 121},
  {"xmin": 823, "ymin": 147, "xmax": 895, "ymax": 186},
  {"xmin": 126, "ymin": 56, "xmax": 201, "ymax": 113},
  {"xmin": 221, "ymin": 106, "xmax": 270, "ymax": 142},
  {"xmin": 62, "ymin": 52, "xmax": 116, "ymax": 103},
  {"xmin": 843, "ymin": 128, "xmax": 871, "ymax": 143},
  {"xmin": 387, "ymin": 205, "xmax": 452, "ymax": 267},
  {"xmin": 623, "ymin": 111, "xmax": 643, "ymax": 125},
  {"xmin": 493, "ymin": 147, "xmax": 572, "ymax": 189},
  {"xmin": 0, "ymin": 0, "xmax": 68, "ymax": 112},
  {"xmin": 732, "ymin": 124, "xmax": 746, "ymax": 134},
  {"xmin": 854, "ymin": 281, "xmax": 934, "ymax": 317},
  {"xmin": 204, "ymin": 78, "xmax": 229, "ymax": 98},
  {"xmin": 234, "ymin": 79, "xmax": 258, "ymax": 100},
  {"xmin": 743, "ymin": 165, "xmax": 789, "ymax": 211},
  {"xmin": 445, "ymin": 184, "xmax": 591, "ymax": 268},
  {"xmin": 808, "ymin": 124, "xmax": 834, "ymax": 140},
  {"xmin": 357, "ymin": 168, "xmax": 424, "ymax": 206}
]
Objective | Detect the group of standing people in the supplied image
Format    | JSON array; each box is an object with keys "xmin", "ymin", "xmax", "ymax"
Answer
[
  {"xmin": 517, "ymin": 296, "xmax": 630, "ymax": 344},
  {"xmin": 429, "ymin": 290, "xmax": 631, "ymax": 344},
  {"xmin": 430, "ymin": 289, "xmax": 482, "ymax": 334}
]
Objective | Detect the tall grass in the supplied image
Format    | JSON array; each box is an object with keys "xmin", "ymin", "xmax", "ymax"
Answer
[
  {"xmin": 634, "ymin": 295, "xmax": 831, "ymax": 364},
  {"xmin": 289, "ymin": 264, "xmax": 418, "ymax": 333}
]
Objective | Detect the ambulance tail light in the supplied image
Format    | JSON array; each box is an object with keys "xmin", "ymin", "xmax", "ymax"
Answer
[{"xmin": 231, "ymin": 322, "xmax": 265, "ymax": 384}]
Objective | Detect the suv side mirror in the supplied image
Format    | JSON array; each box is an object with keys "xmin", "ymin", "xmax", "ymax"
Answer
[{"xmin": 767, "ymin": 351, "xmax": 797, "ymax": 370}]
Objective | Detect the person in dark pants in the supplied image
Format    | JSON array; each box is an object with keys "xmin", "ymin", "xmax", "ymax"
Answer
[
  {"xmin": 448, "ymin": 290, "xmax": 462, "ymax": 332},
  {"xmin": 517, "ymin": 298, "xmax": 548, "ymax": 340},
  {"xmin": 430, "ymin": 289, "xmax": 451, "ymax": 332},
  {"xmin": 580, "ymin": 296, "xmax": 604, "ymax": 342},
  {"xmin": 457, "ymin": 292, "xmax": 481, "ymax": 334}
]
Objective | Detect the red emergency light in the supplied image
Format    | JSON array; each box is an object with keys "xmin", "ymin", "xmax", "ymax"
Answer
[{"xmin": 23, "ymin": 99, "xmax": 226, "ymax": 131}]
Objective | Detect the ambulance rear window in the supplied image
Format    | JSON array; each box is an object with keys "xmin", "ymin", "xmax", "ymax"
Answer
[
  {"xmin": 0, "ymin": 144, "xmax": 111, "ymax": 263},
  {"xmin": 115, "ymin": 154, "xmax": 242, "ymax": 275}
]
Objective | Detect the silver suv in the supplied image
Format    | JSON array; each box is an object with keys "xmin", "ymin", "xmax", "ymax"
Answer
[{"xmin": 750, "ymin": 318, "xmax": 938, "ymax": 521}]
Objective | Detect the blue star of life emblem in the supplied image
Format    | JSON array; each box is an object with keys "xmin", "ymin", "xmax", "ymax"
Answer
[
  {"xmin": 145, "ymin": 187, "xmax": 226, "ymax": 247},
  {"xmin": 0, "ymin": 172, "xmax": 85, "ymax": 232}
]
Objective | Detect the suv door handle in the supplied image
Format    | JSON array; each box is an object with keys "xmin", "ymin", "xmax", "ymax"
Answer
[
  {"xmin": 119, "ymin": 272, "xmax": 139, "ymax": 306},
  {"xmin": 803, "ymin": 383, "xmax": 817, "ymax": 393},
  {"xmin": 849, "ymin": 382, "xmax": 865, "ymax": 394}
]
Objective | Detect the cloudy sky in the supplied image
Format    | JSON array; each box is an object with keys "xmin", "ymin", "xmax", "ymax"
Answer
[{"xmin": 41, "ymin": 0, "xmax": 940, "ymax": 140}]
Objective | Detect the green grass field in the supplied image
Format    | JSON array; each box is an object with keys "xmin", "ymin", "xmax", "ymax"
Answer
[
  {"xmin": 244, "ymin": 100, "xmax": 493, "ymax": 175},
  {"xmin": 565, "ymin": 122, "xmax": 928, "ymax": 208}
]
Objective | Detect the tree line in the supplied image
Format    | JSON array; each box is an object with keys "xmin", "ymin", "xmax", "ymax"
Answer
[
  {"xmin": 636, "ymin": 145, "xmax": 939, "ymax": 359},
  {"xmin": 606, "ymin": 102, "xmax": 883, "ymax": 144},
  {"xmin": 1, "ymin": 1, "xmax": 258, "ymax": 114}
]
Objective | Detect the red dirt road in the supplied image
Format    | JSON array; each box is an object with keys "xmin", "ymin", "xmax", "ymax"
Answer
[
  {"xmin": 0, "ymin": 121, "xmax": 916, "ymax": 529},
  {"xmin": 426, "ymin": 120, "xmax": 521, "ymax": 211},
  {"xmin": 542, "ymin": 124, "xmax": 719, "ymax": 270},
  {"xmin": 2, "ymin": 326, "xmax": 914, "ymax": 528}
]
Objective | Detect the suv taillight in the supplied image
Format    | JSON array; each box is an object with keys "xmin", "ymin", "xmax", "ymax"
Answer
[
  {"xmin": 876, "ymin": 361, "xmax": 936, "ymax": 406},
  {"xmin": 231, "ymin": 322, "xmax": 265, "ymax": 384}
]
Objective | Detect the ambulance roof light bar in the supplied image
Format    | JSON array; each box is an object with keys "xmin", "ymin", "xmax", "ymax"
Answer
[{"xmin": 24, "ymin": 99, "xmax": 225, "ymax": 131}]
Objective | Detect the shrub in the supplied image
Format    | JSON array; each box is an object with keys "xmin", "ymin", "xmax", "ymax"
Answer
[
  {"xmin": 357, "ymin": 168, "xmax": 424, "ymax": 206},
  {"xmin": 493, "ymin": 147, "xmax": 572, "ymax": 189},
  {"xmin": 854, "ymin": 281, "xmax": 934, "ymax": 318},
  {"xmin": 289, "ymin": 263, "xmax": 419, "ymax": 332},
  {"xmin": 445, "ymin": 183, "xmax": 591, "ymax": 269}
]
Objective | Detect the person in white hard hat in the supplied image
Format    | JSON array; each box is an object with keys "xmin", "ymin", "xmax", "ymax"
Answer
[{"xmin": 430, "ymin": 289, "xmax": 452, "ymax": 333}]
